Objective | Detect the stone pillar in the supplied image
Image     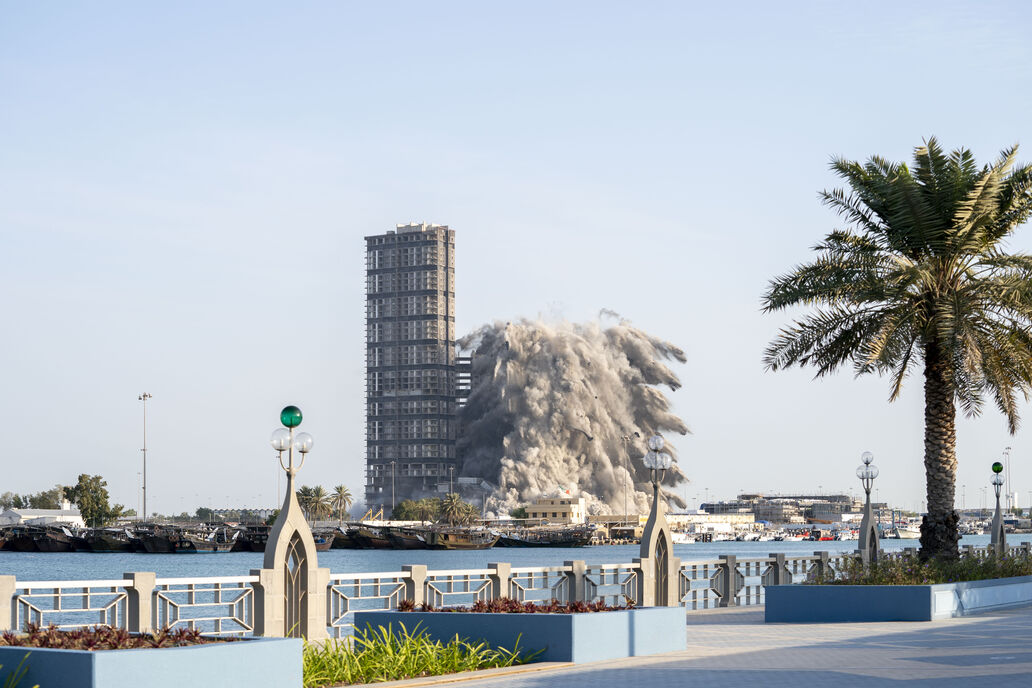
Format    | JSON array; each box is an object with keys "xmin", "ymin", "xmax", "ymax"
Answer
[
  {"xmin": 667, "ymin": 556, "xmax": 682, "ymax": 607},
  {"xmin": 813, "ymin": 551, "xmax": 831, "ymax": 581},
  {"xmin": 767, "ymin": 553, "xmax": 788, "ymax": 586},
  {"xmin": 251, "ymin": 568, "xmax": 285, "ymax": 638},
  {"xmin": 123, "ymin": 572, "xmax": 156, "ymax": 634},
  {"xmin": 634, "ymin": 557, "xmax": 655, "ymax": 607},
  {"xmin": 563, "ymin": 560, "xmax": 586, "ymax": 603},
  {"xmin": 402, "ymin": 565, "xmax": 427, "ymax": 607},
  {"xmin": 717, "ymin": 555, "xmax": 737, "ymax": 608},
  {"xmin": 1022, "ymin": 542, "xmax": 1031, "ymax": 558},
  {"xmin": 488, "ymin": 563, "xmax": 511, "ymax": 601},
  {"xmin": 0, "ymin": 576, "xmax": 15, "ymax": 632},
  {"xmin": 306, "ymin": 566, "xmax": 330, "ymax": 640}
]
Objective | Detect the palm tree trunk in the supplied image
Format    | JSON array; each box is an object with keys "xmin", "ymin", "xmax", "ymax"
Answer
[{"xmin": 919, "ymin": 341, "xmax": 960, "ymax": 559}]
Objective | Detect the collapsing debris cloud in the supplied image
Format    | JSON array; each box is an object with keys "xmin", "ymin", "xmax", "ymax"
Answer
[{"xmin": 457, "ymin": 316, "xmax": 689, "ymax": 517}]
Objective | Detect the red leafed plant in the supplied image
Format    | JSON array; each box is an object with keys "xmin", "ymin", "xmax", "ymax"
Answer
[
  {"xmin": 0, "ymin": 624, "xmax": 231, "ymax": 651},
  {"xmin": 397, "ymin": 597, "xmax": 633, "ymax": 614}
]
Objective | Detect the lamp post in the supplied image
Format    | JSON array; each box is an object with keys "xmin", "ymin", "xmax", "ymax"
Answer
[
  {"xmin": 390, "ymin": 460, "xmax": 396, "ymax": 514},
  {"xmin": 990, "ymin": 461, "xmax": 1006, "ymax": 555},
  {"xmin": 640, "ymin": 434, "xmax": 675, "ymax": 606},
  {"xmin": 138, "ymin": 392, "xmax": 152, "ymax": 521},
  {"xmin": 856, "ymin": 451, "xmax": 880, "ymax": 563},
  {"xmin": 260, "ymin": 404, "xmax": 326, "ymax": 639}
]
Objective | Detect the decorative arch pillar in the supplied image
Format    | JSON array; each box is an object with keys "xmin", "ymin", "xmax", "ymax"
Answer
[{"xmin": 251, "ymin": 405, "xmax": 330, "ymax": 639}]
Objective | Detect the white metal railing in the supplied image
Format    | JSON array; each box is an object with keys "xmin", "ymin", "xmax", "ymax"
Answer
[
  {"xmin": 14, "ymin": 580, "xmax": 129, "ymax": 630},
  {"xmin": 153, "ymin": 575, "xmax": 257, "ymax": 637},
  {"xmin": 4, "ymin": 544, "xmax": 1029, "ymax": 637}
]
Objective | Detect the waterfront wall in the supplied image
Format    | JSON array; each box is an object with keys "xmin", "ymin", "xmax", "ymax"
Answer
[{"xmin": 2, "ymin": 543, "xmax": 1028, "ymax": 638}]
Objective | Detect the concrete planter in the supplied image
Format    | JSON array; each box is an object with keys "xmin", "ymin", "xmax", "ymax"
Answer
[
  {"xmin": 0, "ymin": 637, "xmax": 301, "ymax": 688},
  {"xmin": 765, "ymin": 574, "xmax": 1032, "ymax": 622},
  {"xmin": 354, "ymin": 607, "xmax": 686, "ymax": 663}
]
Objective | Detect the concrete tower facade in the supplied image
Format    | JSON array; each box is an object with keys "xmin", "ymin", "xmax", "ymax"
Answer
[{"xmin": 365, "ymin": 223, "xmax": 457, "ymax": 512}]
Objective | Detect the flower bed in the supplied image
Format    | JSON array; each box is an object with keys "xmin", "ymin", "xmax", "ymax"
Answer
[
  {"xmin": 0, "ymin": 626, "xmax": 300, "ymax": 688},
  {"xmin": 397, "ymin": 598, "xmax": 632, "ymax": 613},
  {"xmin": 766, "ymin": 553, "xmax": 1032, "ymax": 623},
  {"xmin": 816, "ymin": 552, "xmax": 1032, "ymax": 586},
  {"xmin": 356, "ymin": 602, "xmax": 685, "ymax": 663}
]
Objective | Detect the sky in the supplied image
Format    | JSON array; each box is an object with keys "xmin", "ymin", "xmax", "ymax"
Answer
[{"xmin": 2, "ymin": 1, "xmax": 1032, "ymax": 517}]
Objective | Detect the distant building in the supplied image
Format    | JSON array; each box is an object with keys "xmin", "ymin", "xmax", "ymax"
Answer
[
  {"xmin": 701, "ymin": 493, "xmax": 862, "ymax": 524},
  {"xmin": 526, "ymin": 497, "xmax": 586, "ymax": 525},
  {"xmin": 0, "ymin": 508, "xmax": 85, "ymax": 527},
  {"xmin": 365, "ymin": 223, "xmax": 458, "ymax": 511}
]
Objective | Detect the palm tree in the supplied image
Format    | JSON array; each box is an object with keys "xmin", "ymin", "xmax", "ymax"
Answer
[
  {"xmin": 331, "ymin": 485, "xmax": 353, "ymax": 528},
  {"xmin": 415, "ymin": 498, "xmax": 438, "ymax": 524},
  {"xmin": 441, "ymin": 493, "xmax": 466, "ymax": 526},
  {"xmin": 763, "ymin": 139, "xmax": 1032, "ymax": 559},
  {"xmin": 309, "ymin": 486, "xmax": 331, "ymax": 522},
  {"xmin": 296, "ymin": 485, "xmax": 315, "ymax": 521}
]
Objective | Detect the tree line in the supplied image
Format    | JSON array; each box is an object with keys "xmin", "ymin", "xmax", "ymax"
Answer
[
  {"xmin": 391, "ymin": 494, "xmax": 480, "ymax": 526},
  {"xmin": 1, "ymin": 475, "xmax": 124, "ymax": 528},
  {"xmin": 295, "ymin": 485, "xmax": 354, "ymax": 525}
]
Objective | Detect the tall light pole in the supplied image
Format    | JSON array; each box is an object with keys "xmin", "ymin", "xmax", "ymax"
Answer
[
  {"xmin": 390, "ymin": 460, "xmax": 396, "ymax": 514},
  {"xmin": 449, "ymin": 465, "xmax": 454, "ymax": 493},
  {"xmin": 138, "ymin": 392, "xmax": 152, "ymax": 521},
  {"xmin": 1003, "ymin": 446, "xmax": 1013, "ymax": 510}
]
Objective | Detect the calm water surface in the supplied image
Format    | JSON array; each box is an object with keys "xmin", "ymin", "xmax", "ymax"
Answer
[{"xmin": 0, "ymin": 535, "xmax": 1017, "ymax": 581}]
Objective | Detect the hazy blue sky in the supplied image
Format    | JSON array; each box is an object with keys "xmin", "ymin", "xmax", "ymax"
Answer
[{"xmin": 2, "ymin": 2, "xmax": 1031, "ymax": 516}]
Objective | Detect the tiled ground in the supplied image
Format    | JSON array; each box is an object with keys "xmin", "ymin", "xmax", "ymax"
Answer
[{"xmin": 458, "ymin": 605, "xmax": 1032, "ymax": 687}]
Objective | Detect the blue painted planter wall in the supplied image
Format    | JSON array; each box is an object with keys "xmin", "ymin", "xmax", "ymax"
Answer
[
  {"xmin": 354, "ymin": 607, "xmax": 686, "ymax": 663},
  {"xmin": 0, "ymin": 637, "xmax": 302, "ymax": 688},
  {"xmin": 765, "ymin": 574, "xmax": 1032, "ymax": 623}
]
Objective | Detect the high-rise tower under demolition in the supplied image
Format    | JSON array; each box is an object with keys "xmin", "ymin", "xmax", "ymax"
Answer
[{"xmin": 365, "ymin": 223, "xmax": 459, "ymax": 512}]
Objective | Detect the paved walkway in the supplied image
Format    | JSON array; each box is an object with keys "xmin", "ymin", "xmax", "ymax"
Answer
[{"xmin": 453, "ymin": 605, "xmax": 1032, "ymax": 687}]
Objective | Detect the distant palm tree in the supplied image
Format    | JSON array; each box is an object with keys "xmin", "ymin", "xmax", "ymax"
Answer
[
  {"xmin": 309, "ymin": 486, "xmax": 331, "ymax": 522},
  {"xmin": 441, "ymin": 493, "xmax": 466, "ymax": 526},
  {"xmin": 296, "ymin": 485, "xmax": 315, "ymax": 521},
  {"xmin": 763, "ymin": 138, "xmax": 1032, "ymax": 559},
  {"xmin": 331, "ymin": 485, "xmax": 353, "ymax": 528},
  {"xmin": 415, "ymin": 498, "xmax": 438, "ymax": 524}
]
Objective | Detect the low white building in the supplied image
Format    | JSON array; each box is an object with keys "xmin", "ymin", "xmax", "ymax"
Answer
[{"xmin": 0, "ymin": 507, "xmax": 85, "ymax": 528}]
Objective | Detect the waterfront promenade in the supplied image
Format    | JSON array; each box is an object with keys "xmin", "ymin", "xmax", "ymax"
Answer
[{"xmin": 423, "ymin": 605, "xmax": 1032, "ymax": 687}]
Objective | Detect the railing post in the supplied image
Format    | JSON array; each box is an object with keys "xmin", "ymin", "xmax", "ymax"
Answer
[
  {"xmin": 1022, "ymin": 542, "xmax": 1031, "ymax": 558},
  {"xmin": 487, "ymin": 563, "xmax": 511, "ymax": 601},
  {"xmin": 717, "ymin": 555, "xmax": 737, "ymax": 607},
  {"xmin": 964, "ymin": 545, "xmax": 975, "ymax": 558},
  {"xmin": 0, "ymin": 576, "xmax": 14, "ymax": 632},
  {"xmin": 123, "ymin": 572, "xmax": 156, "ymax": 634},
  {"xmin": 564, "ymin": 560, "xmax": 586, "ymax": 603},
  {"xmin": 402, "ymin": 565, "xmax": 427, "ymax": 608},
  {"xmin": 812, "ymin": 551, "xmax": 830, "ymax": 582},
  {"xmin": 904, "ymin": 547, "xmax": 918, "ymax": 557},
  {"xmin": 767, "ymin": 553, "xmax": 787, "ymax": 586}
]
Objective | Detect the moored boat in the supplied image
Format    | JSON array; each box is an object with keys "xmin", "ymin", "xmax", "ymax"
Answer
[{"xmin": 426, "ymin": 528, "xmax": 499, "ymax": 550}]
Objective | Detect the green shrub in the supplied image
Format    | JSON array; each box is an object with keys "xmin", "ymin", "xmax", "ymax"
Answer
[
  {"xmin": 810, "ymin": 552, "xmax": 1032, "ymax": 586},
  {"xmin": 302, "ymin": 622, "xmax": 539, "ymax": 687}
]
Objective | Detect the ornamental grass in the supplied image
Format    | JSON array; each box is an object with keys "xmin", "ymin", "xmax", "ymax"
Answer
[
  {"xmin": 302, "ymin": 622, "xmax": 538, "ymax": 688},
  {"xmin": 812, "ymin": 552, "xmax": 1032, "ymax": 586}
]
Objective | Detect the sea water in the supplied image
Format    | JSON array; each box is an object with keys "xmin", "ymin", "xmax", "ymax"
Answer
[{"xmin": 0, "ymin": 535, "xmax": 1014, "ymax": 581}]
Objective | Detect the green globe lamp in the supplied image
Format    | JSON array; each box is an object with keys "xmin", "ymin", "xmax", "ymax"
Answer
[
  {"xmin": 280, "ymin": 405, "xmax": 303, "ymax": 428},
  {"xmin": 992, "ymin": 461, "xmax": 1004, "ymax": 474}
]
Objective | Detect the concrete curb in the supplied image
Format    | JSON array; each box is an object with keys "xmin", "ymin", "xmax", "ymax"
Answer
[{"xmin": 332, "ymin": 661, "xmax": 576, "ymax": 687}]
